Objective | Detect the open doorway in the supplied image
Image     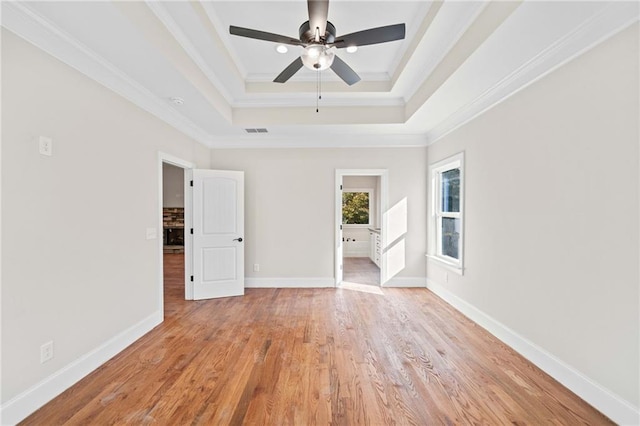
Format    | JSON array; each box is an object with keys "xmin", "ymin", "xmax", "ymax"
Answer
[
  {"xmin": 335, "ymin": 169, "xmax": 388, "ymax": 287},
  {"xmin": 158, "ymin": 153, "xmax": 194, "ymax": 318},
  {"xmin": 162, "ymin": 163, "xmax": 185, "ymax": 306},
  {"xmin": 342, "ymin": 176, "xmax": 381, "ymax": 286}
]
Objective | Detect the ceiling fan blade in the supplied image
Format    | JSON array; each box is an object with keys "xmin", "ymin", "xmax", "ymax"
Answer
[
  {"xmin": 330, "ymin": 55, "xmax": 361, "ymax": 86},
  {"xmin": 274, "ymin": 57, "xmax": 304, "ymax": 83},
  {"xmin": 333, "ymin": 23, "xmax": 406, "ymax": 48},
  {"xmin": 308, "ymin": 0, "xmax": 329, "ymax": 40},
  {"xmin": 230, "ymin": 26, "xmax": 303, "ymax": 46}
]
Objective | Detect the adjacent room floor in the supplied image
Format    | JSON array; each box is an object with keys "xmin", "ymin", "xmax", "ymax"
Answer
[
  {"xmin": 342, "ymin": 256, "xmax": 379, "ymax": 286},
  {"xmin": 21, "ymin": 254, "xmax": 612, "ymax": 425}
]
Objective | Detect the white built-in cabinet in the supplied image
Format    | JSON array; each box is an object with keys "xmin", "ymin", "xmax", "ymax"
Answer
[{"xmin": 369, "ymin": 229, "xmax": 381, "ymax": 267}]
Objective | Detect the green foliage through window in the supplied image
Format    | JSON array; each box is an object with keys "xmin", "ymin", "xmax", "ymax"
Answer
[{"xmin": 343, "ymin": 191, "xmax": 370, "ymax": 225}]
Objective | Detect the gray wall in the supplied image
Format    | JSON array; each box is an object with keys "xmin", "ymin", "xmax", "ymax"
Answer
[
  {"xmin": 427, "ymin": 24, "xmax": 639, "ymax": 408},
  {"xmin": 1, "ymin": 30, "xmax": 210, "ymax": 406},
  {"xmin": 163, "ymin": 163, "xmax": 184, "ymax": 208},
  {"xmin": 210, "ymin": 148, "xmax": 428, "ymax": 281}
]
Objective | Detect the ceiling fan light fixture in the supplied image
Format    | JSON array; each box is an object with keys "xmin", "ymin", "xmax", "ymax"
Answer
[{"xmin": 301, "ymin": 45, "xmax": 335, "ymax": 71}]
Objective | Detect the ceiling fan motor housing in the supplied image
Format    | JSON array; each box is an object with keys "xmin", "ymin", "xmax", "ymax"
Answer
[{"xmin": 299, "ymin": 20, "xmax": 336, "ymax": 44}]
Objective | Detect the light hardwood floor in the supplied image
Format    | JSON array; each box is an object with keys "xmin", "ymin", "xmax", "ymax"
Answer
[
  {"xmin": 21, "ymin": 254, "xmax": 612, "ymax": 425},
  {"xmin": 343, "ymin": 257, "xmax": 379, "ymax": 286}
]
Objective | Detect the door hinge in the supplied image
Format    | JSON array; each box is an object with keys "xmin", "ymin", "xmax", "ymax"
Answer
[
  {"xmin": 340, "ymin": 264, "xmax": 343, "ymax": 270},
  {"xmin": 340, "ymin": 184, "xmax": 343, "ymax": 190},
  {"xmin": 190, "ymin": 275, "xmax": 194, "ymax": 282},
  {"xmin": 340, "ymin": 225, "xmax": 343, "ymax": 230},
  {"xmin": 190, "ymin": 180, "xmax": 193, "ymax": 187},
  {"xmin": 190, "ymin": 228, "xmax": 193, "ymax": 234}
]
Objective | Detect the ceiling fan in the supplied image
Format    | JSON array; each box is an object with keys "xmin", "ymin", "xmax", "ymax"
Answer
[{"xmin": 229, "ymin": 0, "xmax": 406, "ymax": 86}]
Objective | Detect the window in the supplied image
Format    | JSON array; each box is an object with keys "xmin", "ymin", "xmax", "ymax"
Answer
[
  {"xmin": 429, "ymin": 152, "xmax": 464, "ymax": 272},
  {"xmin": 342, "ymin": 189, "xmax": 372, "ymax": 226}
]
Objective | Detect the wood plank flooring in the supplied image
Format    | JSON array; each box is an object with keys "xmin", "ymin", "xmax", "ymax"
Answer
[
  {"xmin": 343, "ymin": 257, "xmax": 379, "ymax": 286},
  {"xmin": 21, "ymin": 254, "xmax": 612, "ymax": 425}
]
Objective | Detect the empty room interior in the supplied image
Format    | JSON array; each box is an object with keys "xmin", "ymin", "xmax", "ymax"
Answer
[{"xmin": 1, "ymin": 1, "xmax": 639, "ymax": 424}]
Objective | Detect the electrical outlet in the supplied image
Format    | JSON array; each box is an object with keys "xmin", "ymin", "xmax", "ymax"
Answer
[
  {"xmin": 39, "ymin": 136, "xmax": 53, "ymax": 156},
  {"xmin": 41, "ymin": 341, "xmax": 54, "ymax": 363},
  {"xmin": 253, "ymin": 264, "xmax": 260, "ymax": 272}
]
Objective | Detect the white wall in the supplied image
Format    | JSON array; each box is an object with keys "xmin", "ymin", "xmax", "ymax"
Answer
[
  {"xmin": 1, "ymin": 30, "xmax": 210, "ymax": 421},
  {"xmin": 210, "ymin": 148, "xmax": 427, "ymax": 282},
  {"xmin": 426, "ymin": 23, "xmax": 639, "ymax": 421},
  {"xmin": 162, "ymin": 163, "xmax": 184, "ymax": 208}
]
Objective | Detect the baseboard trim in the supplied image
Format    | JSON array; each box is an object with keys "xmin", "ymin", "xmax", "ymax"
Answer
[
  {"xmin": 0, "ymin": 311, "xmax": 162, "ymax": 425},
  {"xmin": 426, "ymin": 279, "xmax": 640, "ymax": 425},
  {"xmin": 245, "ymin": 277, "xmax": 336, "ymax": 288},
  {"xmin": 383, "ymin": 277, "xmax": 426, "ymax": 288}
]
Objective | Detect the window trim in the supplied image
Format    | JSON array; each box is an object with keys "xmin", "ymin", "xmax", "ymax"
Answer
[
  {"xmin": 342, "ymin": 188, "xmax": 374, "ymax": 228},
  {"xmin": 428, "ymin": 152, "xmax": 464, "ymax": 274}
]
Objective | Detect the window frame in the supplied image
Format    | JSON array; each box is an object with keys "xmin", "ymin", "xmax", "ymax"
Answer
[
  {"xmin": 428, "ymin": 152, "xmax": 465, "ymax": 273},
  {"xmin": 342, "ymin": 188, "xmax": 374, "ymax": 228}
]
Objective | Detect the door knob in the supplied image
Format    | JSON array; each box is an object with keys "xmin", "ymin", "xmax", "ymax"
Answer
[{"xmin": 233, "ymin": 237, "xmax": 243, "ymax": 242}]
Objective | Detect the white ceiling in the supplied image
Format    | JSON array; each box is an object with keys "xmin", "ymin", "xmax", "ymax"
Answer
[{"xmin": 2, "ymin": 1, "xmax": 638, "ymax": 148}]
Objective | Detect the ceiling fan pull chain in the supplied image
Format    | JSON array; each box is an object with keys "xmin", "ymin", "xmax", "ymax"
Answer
[{"xmin": 316, "ymin": 69, "xmax": 320, "ymax": 113}]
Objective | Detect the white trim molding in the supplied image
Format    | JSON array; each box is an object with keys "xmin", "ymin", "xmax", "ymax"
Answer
[
  {"xmin": 426, "ymin": 279, "xmax": 640, "ymax": 425},
  {"xmin": 245, "ymin": 278, "xmax": 335, "ymax": 288},
  {"xmin": 158, "ymin": 153, "xmax": 195, "ymax": 302},
  {"xmin": 0, "ymin": 312, "xmax": 162, "ymax": 425},
  {"xmin": 1, "ymin": 1, "xmax": 213, "ymax": 148},
  {"xmin": 425, "ymin": 2, "xmax": 640, "ymax": 145}
]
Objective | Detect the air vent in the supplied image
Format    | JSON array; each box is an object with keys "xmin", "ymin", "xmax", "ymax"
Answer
[{"xmin": 244, "ymin": 128, "xmax": 268, "ymax": 133}]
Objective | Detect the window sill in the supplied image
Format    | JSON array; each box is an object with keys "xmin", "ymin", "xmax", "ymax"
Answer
[{"xmin": 426, "ymin": 254, "xmax": 464, "ymax": 275}]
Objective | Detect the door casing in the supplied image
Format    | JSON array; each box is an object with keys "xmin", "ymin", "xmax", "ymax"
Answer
[
  {"xmin": 158, "ymin": 153, "xmax": 195, "ymax": 313},
  {"xmin": 335, "ymin": 169, "xmax": 388, "ymax": 286}
]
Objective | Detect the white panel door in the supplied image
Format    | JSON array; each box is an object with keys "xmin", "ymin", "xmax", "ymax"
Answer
[{"xmin": 192, "ymin": 169, "xmax": 244, "ymax": 300}]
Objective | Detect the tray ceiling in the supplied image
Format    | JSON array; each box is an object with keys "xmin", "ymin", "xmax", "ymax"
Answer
[{"xmin": 2, "ymin": 1, "xmax": 638, "ymax": 148}]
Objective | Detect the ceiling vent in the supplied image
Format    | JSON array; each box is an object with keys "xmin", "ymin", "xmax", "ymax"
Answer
[{"xmin": 245, "ymin": 128, "xmax": 268, "ymax": 133}]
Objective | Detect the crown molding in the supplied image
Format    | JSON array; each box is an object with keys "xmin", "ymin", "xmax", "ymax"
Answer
[
  {"xmin": 232, "ymin": 94, "xmax": 405, "ymax": 109},
  {"xmin": 2, "ymin": 1, "xmax": 215, "ymax": 147},
  {"xmin": 145, "ymin": 1, "xmax": 236, "ymax": 104},
  {"xmin": 198, "ymin": 0, "xmax": 248, "ymax": 80},
  {"xmin": 209, "ymin": 133, "xmax": 428, "ymax": 149},
  {"xmin": 424, "ymin": 2, "xmax": 640, "ymax": 145}
]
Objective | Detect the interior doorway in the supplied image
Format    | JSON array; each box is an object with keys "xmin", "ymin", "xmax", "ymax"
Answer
[
  {"xmin": 158, "ymin": 153, "xmax": 194, "ymax": 317},
  {"xmin": 162, "ymin": 162, "xmax": 185, "ymax": 306},
  {"xmin": 335, "ymin": 169, "xmax": 388, "ymax": 287}
]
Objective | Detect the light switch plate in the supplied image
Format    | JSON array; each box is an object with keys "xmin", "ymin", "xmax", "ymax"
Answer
[{"xmin": 146, "ymin": 228, "xmax": 157, "ymax": 240}]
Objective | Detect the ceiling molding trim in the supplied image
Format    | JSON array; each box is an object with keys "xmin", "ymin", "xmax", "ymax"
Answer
[
  {"xmin": 208, "ymin": 134, "xmax": 429, "ymax": 150},
  {"xmin": 232, "ymin": 96, "xmax": 405, "ymax": 109},
  {"xmin": 1, "ymin": 1, "xmax": 214, "ymax": 147},
  {"xmin": 112, "ymin": 2, "xmax": 232, "ymax": 122},
  {"xmin": 245, "ymin": 71, "xmax": 390, "ymax": 84},
  {"xmin": 232, "ymin": 105, "xmax": 405, "ymax": 126},
  {"xmin": 198, "ymin": 1, "xmax": 248, "ymax": 79},
  {"xmin": 405, "ymin": 0, "xmax": 518, "ymax": 119},
  {"xmin": 145, "ymin": 1, "xmax": 235, "ymax": 104},
  {"xmin": 244, "ymin": 79, "xmax": 391, "ymax": 95},
  {"xmin": 390, "ymin": 0, "xmax": 443, "ymax": 86},
  {"xmin": 424, "ymin": 2, "xmax": 640, "ymax": 145},
  {"xmin": 395, "ymin": 1, "xmax": 488, "ymax": 104}
]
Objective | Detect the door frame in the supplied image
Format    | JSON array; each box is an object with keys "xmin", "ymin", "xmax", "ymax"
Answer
[
  {"xmin": 335, "ymin": 169, "xmax": 388, "ymax": 286},
  {"xmin": 158, "ymin": 152, "xmax": 195, "ymax": 316}
]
